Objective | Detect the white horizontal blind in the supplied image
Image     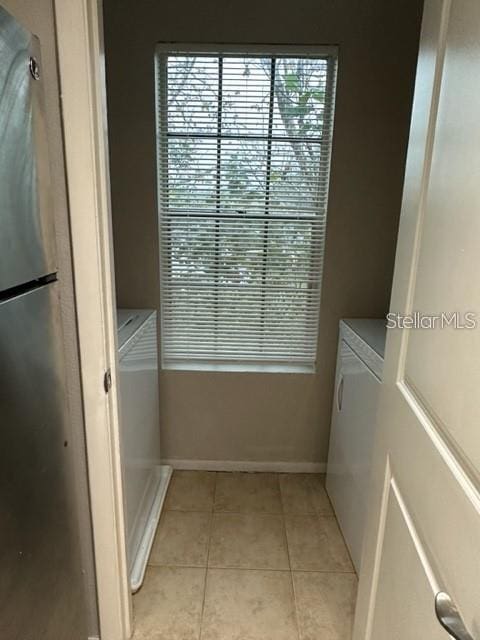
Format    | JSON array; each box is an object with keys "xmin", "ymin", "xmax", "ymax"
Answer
[{"xmin": 156, "ymin": 49, "xmax": 337, "ymax": 370}]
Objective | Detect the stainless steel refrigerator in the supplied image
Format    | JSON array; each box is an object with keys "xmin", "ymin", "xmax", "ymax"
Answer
[{"xmin": 0, "ymin": 7, "xmax": 97, "ymax": 638}]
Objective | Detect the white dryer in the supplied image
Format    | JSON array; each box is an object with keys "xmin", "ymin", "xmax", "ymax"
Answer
[
  {"xmin": 326, "ymin": 319, "xmax": 386, "ymax": 573},
  {"xmin": 117, "ymin": 309, "xmax": 172, "ymax": 592}
]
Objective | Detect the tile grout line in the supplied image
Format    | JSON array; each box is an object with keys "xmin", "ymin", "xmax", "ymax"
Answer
[
  {"xmin": 146, "ymin": 563, "xmax": 355, "ymax": 574},
  {"xmin": 278, "ymin": 474, "xmax": 302, "ymax": 640},
  {"xmin": 197, "ymin": 472, "xmax": 218, "ymax": 640},
  {"xmin": 166, "ymin": 508, "xmax": 285, "ymax": 515},
  {"xmin": 163, "ymin": 508, "xmax": 341, "ymax": 519},
  {"xmin": 163, "ymin": 508, "xmax": 216, "ymax": 514}
]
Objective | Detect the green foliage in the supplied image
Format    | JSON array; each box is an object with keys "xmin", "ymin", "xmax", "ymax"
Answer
[{"xmin": 285, "ymin": 72, "xmax": 300, "ymax": 92}]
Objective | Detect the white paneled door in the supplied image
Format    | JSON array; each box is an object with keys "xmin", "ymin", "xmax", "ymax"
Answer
[{"xmin": 353, "ymin": 1, "xmax": 480, "ymax": 639}]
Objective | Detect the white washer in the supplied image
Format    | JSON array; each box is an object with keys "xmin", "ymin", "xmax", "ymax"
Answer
[
  {"xmin": 117, "ymin": 309, "xmax": 172, "ymax": 592},
  {"xmin": 326, "ymin": 319, "xmax": 386, "ymax": 573}
]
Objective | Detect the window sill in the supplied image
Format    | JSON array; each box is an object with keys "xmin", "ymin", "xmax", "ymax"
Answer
[{"xmin": 162, "ymin": 361, "xmax": 315, "ymax": 374}]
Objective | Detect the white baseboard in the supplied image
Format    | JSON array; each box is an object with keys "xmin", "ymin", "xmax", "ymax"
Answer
[{"xmin": 161, "ymin": 458, "xmax": 326, "ymax": 473}]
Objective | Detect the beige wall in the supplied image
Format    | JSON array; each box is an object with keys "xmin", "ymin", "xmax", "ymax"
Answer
[{"xmin": 104, "ymin": 0, "xmax": 423, "ymax": 464}]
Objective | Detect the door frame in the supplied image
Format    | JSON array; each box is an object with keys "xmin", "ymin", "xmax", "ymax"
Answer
[{"xmin": 54, "ymin": 1, "xmax": 132, "ymax": 638}]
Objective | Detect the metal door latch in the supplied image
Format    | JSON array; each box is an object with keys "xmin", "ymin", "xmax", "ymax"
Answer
[
  {"xmin": 29, "ymin": 55, "xmax": 40, "ymax": 80},
  {"xmin": 103, "ymin": 369, "xmax": 112, "ymax": 393}
]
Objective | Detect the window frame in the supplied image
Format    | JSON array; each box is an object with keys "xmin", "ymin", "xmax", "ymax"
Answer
[{"xmin": 155, "ymin": 43, "xmax": 338, "ymax": 373}]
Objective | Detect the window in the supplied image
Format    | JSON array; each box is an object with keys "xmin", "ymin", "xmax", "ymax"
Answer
[{"xmin": 156, "ymin": 46, "xmax": 337, "ymax": 371}]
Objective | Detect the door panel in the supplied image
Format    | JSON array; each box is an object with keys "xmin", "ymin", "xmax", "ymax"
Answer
[
  {"xmin": 370, "ymin": 473, "xmax": 443, "ymax": 640},
  {"xmin": 0, "ymin": 285, "xmax": 93, "ymax": 640},
  {"xmin": 362, "ymin": 385, "xmax": 480, "ymax": 640},
  {"xmin": 354, "ymin": 1, "xmax": 480, "ymax": 639},
  {"xmin": 404, "ymin": 0, "xmax": 480, "ymax": 473}
]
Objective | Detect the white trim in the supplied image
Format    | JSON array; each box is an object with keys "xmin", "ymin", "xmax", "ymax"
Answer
[
  {"xmin": 155, "ymin": 42, "xmax": 338, "ymax": 57},
  {"xmin": 54, "ymin": 1, "xmax": 131, "ymax": 639},
  {"xmin": 162, "ymin": 459, "xmax": 326, "ymax": 473},
  {"xmin": 156, "ymin": 49, "xmax": 337, "ymax": 371},
  {"xmin": 130, "ymin": 465, "xmax": 172, "ymax": 593}
]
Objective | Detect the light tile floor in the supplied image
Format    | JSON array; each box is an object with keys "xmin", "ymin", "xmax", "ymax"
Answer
[{"xmin": 133, "ymin": 471, "xmax": 357, "ymax": 640}]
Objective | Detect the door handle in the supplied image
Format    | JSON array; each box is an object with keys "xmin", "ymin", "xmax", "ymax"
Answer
[
  {"xmin": 336, "ymin": 374, "xmax": 344, "ymax": 411},
  {"xmin": 435, "ymin": 592, "xmax": 474, "ymax": 640}
]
